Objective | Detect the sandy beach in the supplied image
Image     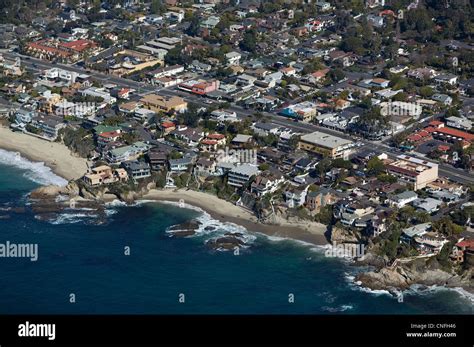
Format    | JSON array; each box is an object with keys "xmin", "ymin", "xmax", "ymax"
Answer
[
  {"xmin": 0, "ymin": 126, "xmax": 89, "ymax": 181},
  {"xmin": 0, "ymin": 124, "xmax": 328, "ymax": 245},
  {"xmin": 143, "ymin": 189, "xmax": 330, "ymax": 246}
]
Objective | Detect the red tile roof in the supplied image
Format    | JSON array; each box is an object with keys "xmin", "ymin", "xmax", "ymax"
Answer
[
  {"xmin": 434, "ymin": 127, "xmax": 474, "ymax": 142},
  {"xmin": 201, "ymin": 139, "xmax": 218, "ymax": 145},
  {"xmin": 438, "ymin": 145, "xmax": 450, "ymax": 152},
  {"xmin": 407, "ymin": 134, "xmax": 422, "ymax": 142},
  {"xmin": 207, "ymin": 133, "xmax": 225, "ymax": 140},
  {"xmin": 456, "ymin": 239, "xmax": 474, "ymax": 249},
  {"xmin": 99, "ymin": 130, "xmax": 121, "ymax": 138},
  {"xmin": 161, "ymin": 121, "xmax": 175, "ymax": 128},
  {"xmin": 424, "ymin": 127, "xmax": 436, "ymax": 133},
  {"xmin": 61, "ymin": 39, "xmax": 97, "ymax": 52}
]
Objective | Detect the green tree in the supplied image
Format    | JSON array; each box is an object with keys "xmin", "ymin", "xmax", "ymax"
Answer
[
  {"xmin": 367, "ymin": 156, "xmax": 385, "ymax": 176},
  {"xmin": 329, "ymin": 68, "xmax": 345, "ymax": 82},
  {"xmin": 432, "ymin": 217, "xmax": 464, "ymax": 237},
  {"xmin": 419, "ymin": 86, "xmax": 434, "ymax": 98},
  {"xmin": 240, "ymin": 29, "xmax": 257, "ymax": 53},
  {"xmin": 186, "ymin": 12, "xmax": 200, "ymax": 37}
]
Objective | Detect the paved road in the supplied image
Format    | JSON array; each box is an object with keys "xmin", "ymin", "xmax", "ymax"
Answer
[{"xmin": 5, "ymin": 51, "xmax": 474, "ymax": 185}]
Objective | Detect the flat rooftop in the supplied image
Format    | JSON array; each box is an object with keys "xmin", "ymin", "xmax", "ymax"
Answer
[{"xmin": 300, "ymin": 131, "xmax": 353, "ymax": 149}]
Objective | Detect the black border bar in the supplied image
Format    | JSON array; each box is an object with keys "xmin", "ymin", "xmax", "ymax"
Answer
[{"xmin": 1, "ymin": 315, "xmax": 472, "ymax": 346}]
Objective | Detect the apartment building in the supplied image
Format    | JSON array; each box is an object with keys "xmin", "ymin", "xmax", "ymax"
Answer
[
  {"xmin": 140, "ymin": 94, "xmax": 187, "ymax": 113},
  {"xmin": 386, "ymin": 155, "xmax": 438, "ymax": 190},
  {"xmin": 298, "ymin": 131, "xmax": 354, "ymax": 159}
]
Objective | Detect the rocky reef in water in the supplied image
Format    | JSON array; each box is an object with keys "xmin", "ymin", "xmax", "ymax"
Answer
[
  {"xmin": 206, "ymin": 232, "xmax": 248, "ymax": 251},
  {"xmin": 28, "ymin": 180, "xmax": 157, "ymax": 223},
  {"xmin": 167, "ymin": 220, "xmax": 202, "ymax": 237}
]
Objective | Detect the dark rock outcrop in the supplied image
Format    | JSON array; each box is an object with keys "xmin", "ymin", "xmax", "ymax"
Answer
[
  {"xmin": 356, "ymin": 259, "xmax": 474, "ymax": 292},
  {"xmin": 167, "ymin": 220, "xmax": 202, "ymax": 237},
  {"xmin": 206, "ymin": 233, "xmax": 247, "ymax": 251}
]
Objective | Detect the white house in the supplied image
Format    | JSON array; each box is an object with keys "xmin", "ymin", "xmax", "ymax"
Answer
[
  {"xmin": 285, "ymin": 184, "xmax": 309, "ymax": 208},
  {"xmin": 225, "ymin": 51, "xmax": 241, "ymax": 65},
  {"xmin": 387, "ymin": 191, "xmax": 418, "ymax": 208}
]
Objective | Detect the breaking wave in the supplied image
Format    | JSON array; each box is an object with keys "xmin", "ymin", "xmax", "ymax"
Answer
[
  {"xmin": 160, "ymin": 200, "xmax": 257, "ymax": 247},
  {"xmin": 0, "ymin": 149, "xmax": 67, "ymax": 186}
]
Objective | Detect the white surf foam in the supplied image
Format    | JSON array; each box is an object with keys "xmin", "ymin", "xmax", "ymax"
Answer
[
  {"xmin": 406, "ymin": 284, "xmax": 474, "ymax": 304},
  {"xmin": 344, "ymin": 271, "xmax": 393, "ymax": 297},
  {"xmin": 344, "ymin": 271, "xmax": 474, "ymax": 304},
  {"xmin": 159, "ymin": 200, "xmax": 257, "ymax": 247},
  {"xmin": 37, "ymin": 212, "xmax": 98, "ymax": 225},
  {"xmin": 0, "ymin": 149, "xmax": 67, "ymax": 186},
  {"xmin": 321, "ymin": 304, "xmax": 354, "ymax": 312},
  {"xmin": 260, "ymin": 233, "xmax": 329, "ymax": 252}
]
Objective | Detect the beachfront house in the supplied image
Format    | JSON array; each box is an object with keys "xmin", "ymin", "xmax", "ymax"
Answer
[
  {"xmin": 122, "ymin": 160, "xmax": 151, "ymax": 180},
  {"xmin": 105, "ymin": 142, "xmax": 151, "ymax": 164},
  {"xmin": 83, "ymin": 165, "xmax": 129, "ymax": 186},
  {"xmin": 169, "ymin": 156, "xmax": 195, "ymax": 172},
  {"xmin": 227, "ymin": 164, "xmax": 260, "ymax": 188},
  {"xmin": 15, "ymin": 109, "xmax": 36, "ymax": 125}
]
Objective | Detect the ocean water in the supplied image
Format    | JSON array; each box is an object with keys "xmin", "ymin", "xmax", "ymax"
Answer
[{"xmin": 0, "ymin": 151, "xmax": 473, "ymax": 314}]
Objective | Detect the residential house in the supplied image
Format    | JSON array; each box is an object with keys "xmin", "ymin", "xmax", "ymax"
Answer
[
  {"xmin": 195, "ymin": 157, "xmax": 217, "ymax": 175},
  {"xmin": 450, "ymin": 238, "xmax": 474, "ymax": 265},
  {"xmin": 387, "ymin": 191, "xmax": 418, "ymax": 208},
  {"xmin": 434, "ymin": 74, "xmax": 457, "ymax": 86},
  {"xmin": 169, "ymin": 156, "xmax": 195, "ymax": 172},
  {"xmin": 83, "ymin": 165, "xmax": 128, "ymax": 186},
  {"xmin": 431, "ymin": 93, "xmax": 452, "ymax": 106},
  {"xmin": 231, "ymin": 134, "xmax": 254, "ymax": 148},
  {"xmin": 227, "ymin": 164, "xmax": 260, "ymax": 188},
  {"xmin": 250, "ymin": 172, "xmax": 285, "ymax": 197},
  {"xmin": 285, "ymin": 184, "xmax": 309, "ymax": 208},
  {"xmin": 413, "ymin": 197, "xmax": 443, "ymax": 214},
  {"xmin": 105, "ymin": 142, "xmax": 151, "ymax": 164},
  {"xmin": 147, "ymin": 150, "xmax": 167, "ymax": 170},
  {"xmin": 30, "ymin": 115, "xmax": 66, "ymax": 139},
  {"xmin": 305, "ymin": 188, "xmax": 338, "ymax": 213},
  {"xmin": 122, "ymin": 160, "xmax": 151, "ymax": 180},
  {"xmin": 401, "ymin": 223, "xmax": 432, "ymax": 243},
  {"xmin": 225, "ymin": 51, "xmax": 241, "ymax": 65},
  {"xmin": 445, "ymin": 116, "xmax": 472, "ymax": 131},
  {"xmin": 251, "ymin": 122, "xmax": 281, "ymax": 136},
  {"xmin": 171, "ymin": 126, "xmax": 205, "ymax": 147}
]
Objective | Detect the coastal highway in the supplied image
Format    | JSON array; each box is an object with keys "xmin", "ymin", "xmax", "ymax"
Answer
[{"xmin": 5, "ymin": 51, "xmax": 474, "ymax": 185}]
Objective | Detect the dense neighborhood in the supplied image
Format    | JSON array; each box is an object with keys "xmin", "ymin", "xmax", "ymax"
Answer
[{"xmin": 0, "ymin": 0, "xmax": 473, "ymax": 277}]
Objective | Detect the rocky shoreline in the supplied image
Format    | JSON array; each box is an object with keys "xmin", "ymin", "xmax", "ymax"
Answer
[
  {"xmin": 355, "ymin": 264, "xmax": 473, "ymax": 294},
  {"xmin": 25, "ymin": 182, "xmax": 474, "ymax": 296},
  {"xmin": 330, "ymin": 225, "xmax": 474, "ymax": 296}
]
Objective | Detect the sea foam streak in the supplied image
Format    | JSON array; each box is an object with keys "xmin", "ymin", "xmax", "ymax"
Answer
[
  {"xmin": 159, "ymin": 200, "xmax": 257, "ymax": 246},
  {"xmin": 0, "ymin": 149, "xmax": 67, "ymax": 186},
  {"xmin": 345, "ymin": 271, "xmax": 474, "ymax": 305}
]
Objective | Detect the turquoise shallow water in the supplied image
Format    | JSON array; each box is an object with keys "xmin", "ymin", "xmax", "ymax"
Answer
[{"xmin": 0, "ymin": 153, "xmax": 472, "ymax": 314}]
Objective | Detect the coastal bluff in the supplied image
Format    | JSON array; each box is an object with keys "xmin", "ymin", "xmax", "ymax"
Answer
[{"xmin": 356, "ymin": 257, "xmax": 473, "ymax": 293}]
